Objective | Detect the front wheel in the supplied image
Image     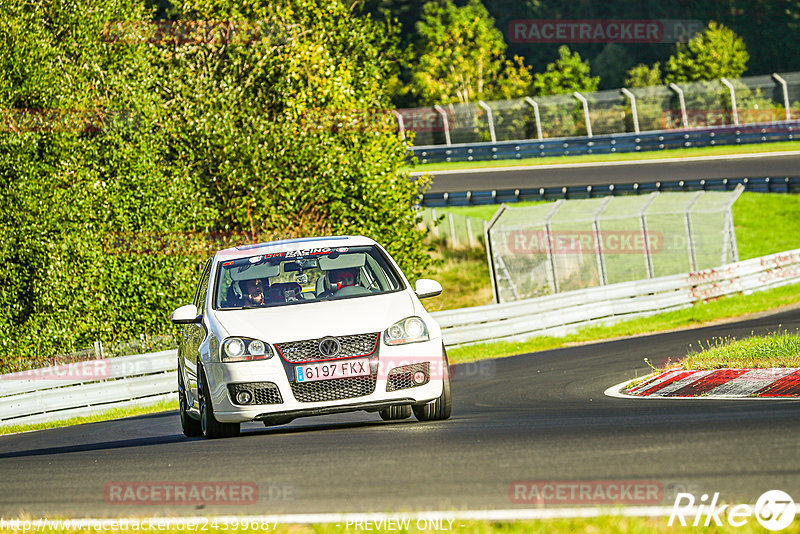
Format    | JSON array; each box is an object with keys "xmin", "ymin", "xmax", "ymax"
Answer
[
  {"xmin": 198, "ymin": 366, "xmax": 240, "ymax": 439},
  {"xmin": 379, "ymin": 405, "xmax": 412, "ymax": 421},
  {"xmin": 413, "ymin": 351, "xmax": 452, "ymax": 421},
  {"xmin": 178, "ymin": 367, "xmax": 202, "ymax": 437}
]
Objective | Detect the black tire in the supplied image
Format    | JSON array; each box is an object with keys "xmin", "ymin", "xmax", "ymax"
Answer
[
  {"xmin": 413, "ymin": 351, "xmax": 452, "ymax": 421},
  {"xmin": 198, "ymin": 366, "xmax": 240, "ymax": 439},
  {"xmin": 379, "ymin": 405, "xmax": 412, "ymax": 421},
  {"xmin": 178, "ymin": 367, "xmax": 202, "ymax": 437}
]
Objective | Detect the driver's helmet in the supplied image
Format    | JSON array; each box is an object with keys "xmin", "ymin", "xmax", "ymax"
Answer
[{"xmin": 330, "ymin": 269, "xmax": 357, "ymax": 291}]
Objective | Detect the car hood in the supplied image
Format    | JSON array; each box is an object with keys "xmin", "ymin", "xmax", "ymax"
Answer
[{"xmin": 211, "ymin": 291, "xmax": 415, "ymax": 343}]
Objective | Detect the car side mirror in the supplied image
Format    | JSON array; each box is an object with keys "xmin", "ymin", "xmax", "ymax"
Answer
[
  {"xmin": 171, "ymin": 304, "xmax": 201, "ymax": 324},
  {"xmin": 414, "ymin": 279, "xmax": 443, "ymax": 299}
]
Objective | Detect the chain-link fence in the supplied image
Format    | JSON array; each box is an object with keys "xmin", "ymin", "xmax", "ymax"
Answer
[
  {"xmin": 485, "ymin": 186, "xmax": 743, "ymax": 303},
  {"xmin": 397, "ymin": 72, "xmax": 800, "ymax": 146},
  {"xmin": 420, "ymin": 208, "xmax": 486, "ymax": 249}
]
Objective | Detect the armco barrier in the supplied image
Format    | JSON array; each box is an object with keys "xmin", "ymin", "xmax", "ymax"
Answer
[
  {"xmin": 2, "ymin": 248, "xmax": 799, "ymax": 426},
  {"xmin": 434, "ymin": 248, "xmax": 800, "ymax": 346},
  {"xmin": 0, "ymin": 350, "xmax": 177, "ymax": 427},
  {"xmin": 422, "ymin": 176, "xmax": 800, "ymax": 207},
  {"xmin": 409, "ymin": 121, "xmax": 800, "ymax": 164}
]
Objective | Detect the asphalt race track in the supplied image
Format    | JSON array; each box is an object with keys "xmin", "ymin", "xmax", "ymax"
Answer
[
  {"xmin": 421, "ymin": 152, "xmax": 800, "ymax": 193},
  {"xmin": 1, "ymin": 308, "xmax": 799, "ymax": 518}
]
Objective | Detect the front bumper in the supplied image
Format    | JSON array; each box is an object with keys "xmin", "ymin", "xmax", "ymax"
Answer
[{"xmin": 204, "ymin": 338, "xmax": 446, "ymax": 423}]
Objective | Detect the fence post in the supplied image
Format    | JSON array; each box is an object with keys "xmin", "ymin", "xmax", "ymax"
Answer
[
  {"xmin": 573, "ymin": 92, "xmax": 593, "ymax": 137},
  {"xmin": 668, "ymin": 83, "xmax": 689, "ymax": 128},
  {"xmin": 639, "ymin": 193, "xmax": 659, "ymax": 278},
  {"xmin": 543, "ymin": 200, "xmax": 565, "ymax": 293},
  {"xmin": 720, "ymin": 78, "xmax": 739, "ymax": 126},
  {"xmin": 620, "ymin": 87, "xmax": 640, "ymax": 134},
  {"xmin": 524, "ymin": 97, "xmax": 544, "ymax": 140},
  {"xmin": 725, "ymin": 184, "xmax": 745, "ymax": 263},
  {"xmin": 466, "ymin": 217, "xmax": 476, "ymax": 248},
  {"xmin": 772, "ymin": 73, "xmax": 792, "ymax": 120},
  {"xmin": 392, "ymin": 110, "xmax": 405, "ymax": 139},
  {"xmin": 448, "ymin": 212, "xmax": 458, "ymax": 248},
  {"xmin": 431, "ymin": 207, "xmax": 439, "ymax": 238},
  {"xmin": 592, "ymin": 197, "xmax": 613, "ymax": 285},
  {"xmin": 477, "ymin": 100, "xmax": 497, "ymax": 143},
  {"xmin": 684, "ymin": 191, "xmax": 704, "ymax": 272},
  {"xmin": 485, "ymin": 207, "xmax": 507, "ymax": 303},
  {"xmin": 433, "ymin": 105, "xmax": 451, "ymax": 146}
]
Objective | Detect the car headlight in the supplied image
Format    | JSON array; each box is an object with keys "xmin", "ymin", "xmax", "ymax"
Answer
[
  {"xmin": 222, "ymin": 337, "xmax": 273, "ymax": 362},
  {"xmin": 384, "ymin": 317, "xmax": 429, "ymax": 345}
]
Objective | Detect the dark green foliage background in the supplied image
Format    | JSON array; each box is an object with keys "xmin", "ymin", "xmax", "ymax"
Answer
[
  {"xmin": 365, "ymin": 0, "xmax": 800, "ymax": 95},
  {"xmin": 0, "ymin": 0, "xmax": 432, "ymax": 372}
]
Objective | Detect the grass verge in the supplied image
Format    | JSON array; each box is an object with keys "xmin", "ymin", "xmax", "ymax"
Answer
[
  {"xmin": 404, "ymin": 140, "xmax": 800, "ymax": 173},
  {"xmin": 447, "ymin": 282, "xmax": 800, "ymax": 365},
  {"xmin": 0, "ymin": 517, "xmax": 792, "ymax": 533},
  {"xmin": 678, "ymin": 331, "xmax": 800, "ymax": 370},
  {"xmin": 0, "ymin": 399, "xmax": 178, "ymax": 436},
  {"xmin": 423, "ymin": 245, "xmax": 492, "ymax": 311}
]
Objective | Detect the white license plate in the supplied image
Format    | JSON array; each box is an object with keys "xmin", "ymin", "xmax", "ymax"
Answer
[{"xmin": 295, "ymin": 358, "xmax": 371, "ymax": 383}]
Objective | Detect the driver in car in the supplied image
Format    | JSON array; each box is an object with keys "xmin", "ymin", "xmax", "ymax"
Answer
[
  {"xmin": 330, "ymin": 268, "xmax": 357, "ymax": 291},
  {"xmin": 241, "ymin": 278, "xmax": 267, "ymax": 306}
]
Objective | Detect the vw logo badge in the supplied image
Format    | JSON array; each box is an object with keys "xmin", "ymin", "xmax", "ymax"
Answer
[{"xmin": 318, "ymin": 337, "xmax": 341, "ymax": 357}]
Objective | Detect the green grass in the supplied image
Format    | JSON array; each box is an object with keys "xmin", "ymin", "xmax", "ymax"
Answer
[
  {"xmin": 1, "ymin": 517, "xmax": 794, "ymax": 533},
  {"xmin": 679, "ymin": 331, "xmax": 800, "ymax": 370},
  {"xmin": 423, "ymin": 246, "xmax": 493, "ymax": 311},
  {"xmin": 404, "ymin": 140, "xmax": 800, "ymax": 172},
  {"xmin": 428, "ymin": 202, "xmax": 543, "ymax": 221},
  {"xmin": 0, "ymin": 399, "xmax": 178, "ymax": 436},
  {"xmin": 448, "ymin": 281, "xmax": 800, "ymax": 364},
  {"xmin": 732, "ymin": 193, "xmax": 800, "ymax": 261}
]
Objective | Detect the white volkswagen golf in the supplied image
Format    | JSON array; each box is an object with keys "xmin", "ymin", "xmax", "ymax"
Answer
[{"xmin": 171, "ymin": 236, "xmax": 451, "ymax": 438}]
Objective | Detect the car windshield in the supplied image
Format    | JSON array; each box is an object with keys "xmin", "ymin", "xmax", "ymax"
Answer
[{"xmin": 214, "ymin": 245, "xmax": 404, "ymax": 309}]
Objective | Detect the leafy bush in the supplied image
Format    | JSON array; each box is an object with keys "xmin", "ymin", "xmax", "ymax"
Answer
[{"xmin": 0, "ymin": 0, "xmax": 432, "ymax": 372}]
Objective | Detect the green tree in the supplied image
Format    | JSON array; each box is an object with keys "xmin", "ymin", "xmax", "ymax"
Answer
[
  {"xmin": 624, "ymin": 63, "xmax": 663, "ymax": 88},
  {"xmin": 591, "ymin": 44, "xmax": 634, "ymax": 90},
  {"xmin": 533, "ymin": 46, "xmax": 599, "ymax": 96},
  {"xmin": 408, "ymin": 0, "xmax": 532, "ymax": 105},
  {"xmin": 665, "ymin": 22, "xmax": 749, "ymax": 83}
]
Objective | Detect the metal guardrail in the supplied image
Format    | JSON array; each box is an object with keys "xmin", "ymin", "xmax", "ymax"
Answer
[
  {"xmin": 3, "ymin": 248, "xmax": 799, "ymax": 426},
  {"xmin": 0, "ymin": 350, "xmax": 177, "ymax": 427},
  {"xmin": 433, "ymin": 248, "xmax": 800, "ymax": 346},
  {"xmin": 421, "ymin": 176, "xmax": 800, "ymax": 207},
  {"xmin": 409, "ymin": 121, "xmax": 800, "ymax": 164}
]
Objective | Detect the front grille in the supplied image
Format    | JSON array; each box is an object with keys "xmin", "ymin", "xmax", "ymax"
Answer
[
  {"xmin": 277, "ymin": 333, "xmax": 379, "ymax": 363},
  {"xmin": 228, "ymin": 382, "xmax": 284, "ymax": 405},
  {"xmin": 290, "ymin": 371, "xmax": 377, "ymax": 403},
  {"xmin": 386, "ymin": 362, "xmax": 431, "ymax": 392}
]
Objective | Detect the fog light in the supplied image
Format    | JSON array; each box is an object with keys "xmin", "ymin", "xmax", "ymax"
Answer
[
  {"xmin": 413, "ymin": 371, "xmax": 427, "ymax": 385},
  {"xmin": 236, "ymin": 390, "xmax": 253, "ymax": 404}
]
